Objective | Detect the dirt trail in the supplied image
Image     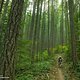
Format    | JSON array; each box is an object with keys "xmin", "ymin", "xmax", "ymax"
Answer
[
  {"xmin": 49, "ymin": 54, "xmax": 75, "ymax": 80},
  {"xmin": 49, "ymin": 54, "xmax": 64, "ymax": 80},
  {"xmin": 58, "ymin": 68, "xmax": 64, "ymax": 80},
  {"xmin": 49, "ymin": 63, "xmax": 64, "ymax": 80}
]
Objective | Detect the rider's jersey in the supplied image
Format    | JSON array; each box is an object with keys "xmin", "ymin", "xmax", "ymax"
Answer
[{"xmin": 58, "ymin": 57, "xmax": 62, "ymax": 63}]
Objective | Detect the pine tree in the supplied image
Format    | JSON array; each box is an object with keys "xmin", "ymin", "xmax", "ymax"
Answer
[{"xmin": 2, "ymin": 0, "xmax": 24, "ymax": 79}]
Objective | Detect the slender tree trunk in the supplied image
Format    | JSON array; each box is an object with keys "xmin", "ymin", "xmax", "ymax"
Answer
[
  {"xmin": 61, "ymin": 0, "xmax": 64, "ymax": 46},
  {"xmin": 79, "ymin": 4, "xmax": 80, "ymax": 21},
  {"xmin": 29, "ymin": 0, "xmax": 36, "ymax": 40},
  {"xmin": 40, "ymin": 1, "xmax": 46, "ymax": 52},
  {"xmin": 68, "ymin": 0, "xmax": 77, "ymax": 67},
  {"xmin": 48, "ymin": 0, "xmax": 50, "ymax": 55},
  {"xmin": 31, "ymin": 0, "xmax": 40, "ymax": 63},
  {"xmin": 65, "ymin": 1, "xmax": 69, "ymax": 44},
  {"xmin": 0, "ymin": 0, "xmax": 4, "ymax": 13},
  {"xmin": 27, "ymin": 12, "xmax": 31, "ymax": 40},
  {"xmin": 40, "ymin": 0, "xmax": 46, "ymax": 60},
  {"xmin": 36, "ymin": 0, "xmax": 43, "ymax": 61},
  {"xmin": 50, "ymin": 0, "xmax": 54, "ymax": 48}
]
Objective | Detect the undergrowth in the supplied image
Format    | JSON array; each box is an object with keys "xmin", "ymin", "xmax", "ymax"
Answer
[
  {"xmin": 16, "ymin": 60, "xmax": 54, "ymax": 80},
  {"xmin": 15, "ymin": 40, "xmax": 54, "ymax": 80}
]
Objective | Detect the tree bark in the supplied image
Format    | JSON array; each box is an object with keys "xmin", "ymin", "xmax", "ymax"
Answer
[{"xmin": 2, "ymin": 0, "xmax": 24, "ymax": 80}]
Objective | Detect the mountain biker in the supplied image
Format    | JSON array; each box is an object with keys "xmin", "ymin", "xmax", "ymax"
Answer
[{"xmin": 58, "ymin": 56, "xmax": 62, "ymax": 67}]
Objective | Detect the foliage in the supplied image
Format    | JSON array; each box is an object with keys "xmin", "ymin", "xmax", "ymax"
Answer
[
  {"xmin": 54, "ymin": 45, "xmax": 69, "ymax": 54},
  {"xmin": 16, "ymin": 39, "xmax": 54, "ymax": 79},
  {"xmin": 16, "ymin": 60, "xmax": 53, "ymax": 80}
]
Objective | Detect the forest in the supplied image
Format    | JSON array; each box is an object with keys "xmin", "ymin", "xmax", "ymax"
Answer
[{"xmin": 0, "ymin": 0, "xmax": 80, "ymax": 80}]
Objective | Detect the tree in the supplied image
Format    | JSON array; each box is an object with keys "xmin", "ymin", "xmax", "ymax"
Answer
[
  {"xmin": 40, "ymin": 0, "xmax": 46, "ymax": 60},
  {"xmin": 64, "ymin": 0, "xmax": 69, "ymax": 44},
  {"xmin": 0, "ymin": 0, "xmax": 10, "ymax": 54},
  {"xmin": 0, "ymin": 0, "xmax": 4, "ymax": 13},
  {"xmin": 29, "ymin": 0, "xmax": 36, "ymax": 40},
  {"xmin": 50, "ymin": 0, "xmax": 54, "ymax": 48},
  {"xmin": 36, "ymin": 0, "xmax": 43, "ymax": 60},
  {"xmin": 31, "ymin": 0, "xmax": 40, "ymax": 62},
  {"xmin": 47, "ymin": 0, "xmax": 50, "ymax": 54},
  {"xmin": 2, "ymin": 0, "xmax": 24, "ymax": 80},
  {"xmin": 68, "ymin": 0, "xmax": 77, "ymax": 67},
  {"xmin": 60, "ymin": 0, "xmax": 64, "ymax": 47}
]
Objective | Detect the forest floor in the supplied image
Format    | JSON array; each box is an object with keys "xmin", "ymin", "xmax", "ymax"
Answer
[{"xmin": 17, "ymin": 53, "xmax": 76, "ymax": 80}]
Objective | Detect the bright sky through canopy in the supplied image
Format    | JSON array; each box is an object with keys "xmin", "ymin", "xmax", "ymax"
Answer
[
  {"xmin": 58, "ymin": 0, "xmax": 61, "ymax": 5},
  {"xmin": 27, "ymin": 0, "xmax": 62, "ymax": 12}
]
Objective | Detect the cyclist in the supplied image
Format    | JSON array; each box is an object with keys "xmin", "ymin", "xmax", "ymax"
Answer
[{"xmin": 58, "ymin": 56, "xmax": 62, "ymax": 67}]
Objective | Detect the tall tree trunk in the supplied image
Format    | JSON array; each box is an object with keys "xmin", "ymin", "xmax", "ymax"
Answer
[
  {"xmin": 22, "ymin": 0, "xmax": 28, "ymax": 40},
  {"xmin": 0, "ymin": 0, "xmax": 10, "ymax": 74},
  {"xmin": 65, "ymin": 0, "xmax": 69, "ymax": 44},
  {"xmin": 36, "ymin": 0, "xmax": 43, "ymax": 61},
  {"xmin": 68, "ymin": 0, "xmax": 77, "ymax": 67},
  {"xmin": 0, "ymin": 0, "xmax": 9, "ymax": 53},
  {"xmin": 31, "ymin": 0, "xmax": 41, "ymax": 63},
  {"xmin": 48, "ymin": 0, "xmax": 50, "ymax": 55},
  {"xmin": 60, "ymin": 0, "xmax": 64, "ymax": 46},
  {"xmin": 31, "ymin": 0, "xmax": 40, "ymax": 62},
  {"xmin": 40, "ymin": 0, "xmax": 46, "ymax": 60},
  {"xmin": 29, "ymin": 0, "xmax": 36, "ymax": 40},
  {"xmin": 79, "ymin": 4, "xmax": 80, "ymax": 21},
  {"xmin": 2, "ymin": 0, "xmax": 24, "ymax": 80},
  {"xmin": 50, "ymin": 0, "xmax": 54, "ymax": 48},
  {"xmin": 0, "ymin": 0, "xmax": 4, "ymax": 13}
]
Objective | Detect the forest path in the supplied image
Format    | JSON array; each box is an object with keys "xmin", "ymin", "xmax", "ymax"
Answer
[
  {"xmin": 58, "ymin": 68, "xmax": 64, "ymax": 80},
  {"xmin": 50, "ymin": 66, "xmax": 64, "ymax": 80},
  {"xmin": 49, "ymin": 54, "xmax": 64, "ymax": 80},
  {"xmin": 49, "ymin": 54, "xmax": 75, "ymax": 80},
  {"xmin": 54, "ymin": 55, "xmax": 64, "ymax": 80},
  {"xmin": 37, "ymin": 54, "xmax": 76, "ymax": 80}
]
